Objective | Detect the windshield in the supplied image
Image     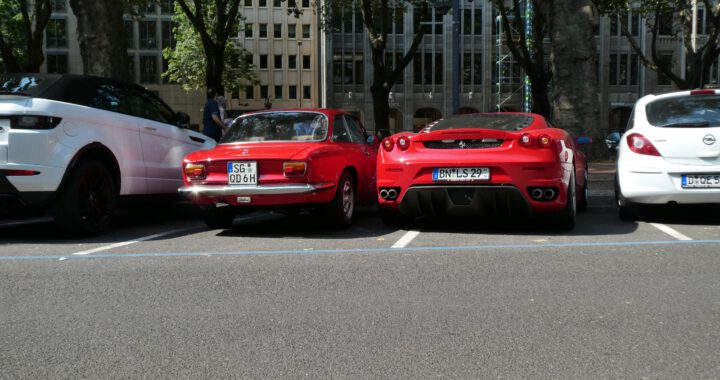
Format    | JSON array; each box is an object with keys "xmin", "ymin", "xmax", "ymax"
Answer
[
  {"xmin": 220, "ymin": 111, "xmax": 329, "ymax": 143},
  {"xmin": 646, "ymin": 95, "xmax": 720, "ymax": 127},
  {"xmin": 427, "ymin": 114, "xmax": 535, "ymax": 132}
]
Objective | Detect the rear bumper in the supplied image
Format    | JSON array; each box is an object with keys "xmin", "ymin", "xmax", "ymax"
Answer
[
  {"xmin": 395, "ymin": 185, "xmax": 532, "ymax": 218},
  {"xmin": 619, "ymin": 164, "xmax": 720, "ymax": 204},
  {"xmin": 0, "ymin": 174, "xmax": 54, "ymax": 216},
  {"xmin": 178, "ymin": 182, "xmax": 336, "ymax": 206}
]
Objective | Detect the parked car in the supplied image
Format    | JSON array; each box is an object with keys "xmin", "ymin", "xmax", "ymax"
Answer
[
  {"xmin": 606, "ymin": 89, "xmax": 720, "ymax": 220},
  {"xmin": 0, "ymin": 73, "xmax": 215, "ymax": 235},
  {"xmin": 179, "ymin": 109, "xmax": 378, "ymax": 229},
  {"xmin": 376, "ymin": 112, "xmax": 589, "ymax": 229}
]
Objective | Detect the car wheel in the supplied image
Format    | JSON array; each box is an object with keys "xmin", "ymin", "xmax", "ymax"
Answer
[
  {"xmin": 324, "ymin": 171, "xmax": 355, "ymax": 229},
  {"xmin": 577, "ymin": 168, "xmax": 588, "ymax": 212},
  {"xmin": 53, "ymin": 159, "xmax": 117, "ymax": 236},
  {"xmin": 202, "ymin": 206, "xmax": 235, "ymax": 229},
  {"xmin": 615, "ymin": 175, "xmax": 638, "ymax": 221},
  {"xmin": 379, "ymin": 206, "xmax": 410, "ymax": 228},
  {"xmin": 555, "ymin": 171, "xmax": 577, "ymax": 230}
]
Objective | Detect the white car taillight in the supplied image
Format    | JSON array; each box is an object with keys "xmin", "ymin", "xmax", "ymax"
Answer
[{"xmin": 627, "ymin": 133, "xmax": 661, "ymax": 156}]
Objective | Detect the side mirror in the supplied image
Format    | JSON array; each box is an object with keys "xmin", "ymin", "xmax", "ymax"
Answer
[
  {"xmin": 605, "ymin": 132, "xmax": 621, "ymax": 149},
  {"xmin": 575, "ymin": 136, "xmax": 593, "ymax": 145},
  {"xmin": 176, "ymin": 111, "xmax": 190, "ymax": 128},
  {"xmin": 366, "ymin": 135, "xmax": 379, "ymax": 146}
]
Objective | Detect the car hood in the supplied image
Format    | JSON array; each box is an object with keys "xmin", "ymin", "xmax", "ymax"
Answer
[{"xmin": 185, "ymin": 141, "xmax": 317, "ymax": 162}]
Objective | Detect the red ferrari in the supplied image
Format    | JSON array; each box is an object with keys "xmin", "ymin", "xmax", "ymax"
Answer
[
  {"xmin": 179, "ymin": 109, "xmax": 378, "ymax": 229},
  {"xmin": 376, "ymin": 113, "xmax": 589, "ymax": 229}
]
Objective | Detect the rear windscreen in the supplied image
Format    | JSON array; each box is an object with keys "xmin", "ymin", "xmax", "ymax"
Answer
[
  {"xmin": 221, "ymin": 112, "xmax": 329, "ymax": 143},
  {"xmin": 0, "ymin": 74, "xmax": 60, "ymax": 97},
  {"xmin": 646, "ymin": 95, "xmax": 720, "ymax": 127},
  {"xmin": 427, "ymin": 114, "xmax": 535, "ymax": 132}
]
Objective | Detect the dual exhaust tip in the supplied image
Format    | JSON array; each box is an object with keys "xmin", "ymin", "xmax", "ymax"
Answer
[
  {"xmin": 379, "ymin": 187, "xmax": 400, "ymax": 200},
  {"xmin": 529, "ymin": 187, "xmax": 558, "ymax": 201}
]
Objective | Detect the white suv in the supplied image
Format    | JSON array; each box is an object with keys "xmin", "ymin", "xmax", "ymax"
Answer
[{"xmin": 0, "ymin": 74, "xmax": 215, "ymax": 235}]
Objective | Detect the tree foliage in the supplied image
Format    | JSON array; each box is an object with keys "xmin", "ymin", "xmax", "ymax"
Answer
[
  {"xmin": 163, "ymin": 1, "xmax": 256, "ymax": 93},
  {"xmin": 595, "ymin": 0, "xmax": 720, "ymax": 89},
  {"xmin": 0, "ymin": 0, "xmax": 52, "ymax": 73}
]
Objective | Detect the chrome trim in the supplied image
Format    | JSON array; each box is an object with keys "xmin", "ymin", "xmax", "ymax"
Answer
[{"xmin": 179, "ymin": 182, "xmax": 333, "ymax": 196}]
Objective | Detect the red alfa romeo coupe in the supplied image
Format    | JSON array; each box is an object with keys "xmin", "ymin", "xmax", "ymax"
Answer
[
  {"xmin": 376, "ymin": 113, "xmax": 589, "ymax": 229},
  {"xmin": 179, "ymin": 109, "xmax": 378, "ymax": 229}
]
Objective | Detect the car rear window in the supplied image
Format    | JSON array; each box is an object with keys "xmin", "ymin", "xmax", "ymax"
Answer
[
  {"xmin": 0, "ymin": 74, "xmax": 60, "ymax": 97},
  {"xmin": 221, "ymin": 111, "xmax": 328, "ymax": 143},
  {"xmin": 646, "ymin": 95, "xmax": 720, "ymax": 128},
  {"xmin": 426, "ymin": 114, "xmax": 535, "ymax": 132}
]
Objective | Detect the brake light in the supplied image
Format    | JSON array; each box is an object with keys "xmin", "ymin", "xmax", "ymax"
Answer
[
  {"xmin": 382, "ymin": 138, "xmax": 395, "ymax": 152},
  {"xmin": 1, "ymin": 169, "xmax": 40, "ymax": 176},
  {"xmin": 537, "ymin": 134, "xmax": 553, "ymax": 148},
  {"xmin": 519, "ymin": 133, "xmax": 534, "ymax": 147},
  {"xmin": 397, "ymin": 136, "xmax": 410, "ymax": 151},
  {"xmin": 11, "ymin": 115, "xmax": 62, "ymax": 129},
  {"xmin": 184, "ymin": 162, "xmax": 206, "ymax": 180},
  {"xmin": 283, "ymin": 162, "xmax": 307, "ymax": 177},
  {"xmin": 690, "ymin": 89, "xmax": 716, "ymax": 96},
  {"xmin": 626, "ymin": 133, "xmax": 661, "ymax": 156}
]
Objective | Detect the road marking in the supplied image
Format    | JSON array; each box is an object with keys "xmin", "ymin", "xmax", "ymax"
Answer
[
  {"xmin": 3, "ymin": 239, "xmax": 720, "ymax": 262},
  {"xmin": 649, "ymin": 223, "xmax": 693, "ymax": 241},
  {"xmin": 72, "ymin": 226, "xmax": 198, "ymax": 255},
  {"xmin": 392, "ymin": 230, "xmax": 420, "ymax": 248}
]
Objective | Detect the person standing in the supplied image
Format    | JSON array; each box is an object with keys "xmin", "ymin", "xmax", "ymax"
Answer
[{"xmin": 202, "ymin": 88, "xmax": 227, "ymax": 142}]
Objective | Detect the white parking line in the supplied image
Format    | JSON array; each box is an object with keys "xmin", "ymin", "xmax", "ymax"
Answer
[
  {"xmin": 391, "ymin": 230, "xmax": 421, "ymax": 248},
  {"xmin": 72, "ymin": 226, "xmax": 198, "ymax": 255},
  {"xmin": 650, "ymin": 223, "xmax": 693, "ymax": 241}
]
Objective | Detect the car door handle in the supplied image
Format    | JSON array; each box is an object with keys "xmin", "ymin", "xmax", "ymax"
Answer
[
  {"xmin": 144, "ymin": 126, "xmax": 157, "ymax": 131},
  {"xmin": 189, "ymin": 136, "xmax": 206, "ymax": 143}
]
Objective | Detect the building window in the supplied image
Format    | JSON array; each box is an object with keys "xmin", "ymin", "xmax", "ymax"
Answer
[
  {"xmin": 289, "ymin": 85, "xmax": 297, "ymax": 99},
  {"xmin": 139, "ymin": 21, "xmax": 157, "ymax": 49},
  {"xmin": 140, "ymin": 55, "xmax": 159, "ymax": 84},
  {"xmin": 657, "ymin": 54, "xmax": 674, "ymax": 85},
  {"xmin": 259, "ymin": 0, "xmax": 267, "ymax": 7},
  {"xmin": 160, "ymin": 0, "xmax": 174, "ymax": 14},
  {"xmin": 51, "ymin": 0, "xmax": 66, "ymax": 12},
  {"xmin": 302, "ymin": 55, "xmax": 310, "ymax": 69},
  {"xmin": 610, "ymin": 11, "xmax": 640, "ymax": 37},
  {"xmin": 273, "ymin": 0, "xmax": 282, "ymax": 7},
  {"xmin": 46, "ymin": 18, "xmax": 67, "ymax": 48},
  {"xmin": 260, "ymin": 54, "xmax": 268, "ymax": 69},
  {"xmin": 463, "ymin": 9, "xmax": 471, "ymax": 35},
  {"xmin": 473, "ymin": 9, "xmax": 482, "ymax": 35},
  {"xmin": 259, "ymin": 23, "xmax": 267, "ymax": 38},
  {"xmin": 245, "ymin": 86, "xmax": 254, "ymax": 99},
  {"xmin": 303, "ymin": 85, "xmax": 311, "ymax": 100},
  {"xmin": 260, "ymin": 85, "xmax": 268, "ymax": 99},
  {"xmin": 161, "ymin": 21, "xmax": 176, "ymax": 49},
  {"xmin": 332, "ymin": 53, "xmax": 363, "ymax": 85},
  {"xmin": 288, "ymin": 24, "xmax": 296, "ymax": 38},
  {"xmin": 274, "ymin": 54, "xmax": 283, "ymax": 69},
  {"xmin": 274, "ymin": 85, "xmax": 283, "ymax": 99},
  {"xmin": 128, "ymin": 54, "xmax": 135, "ymax": 80},
  {"xmin": 245, "ymin": 0, "xmax": 252, "ymax": 6},
  {"xmin": 302, "ymin": 24, "xmax": 311, "ymax": 38},
  {"xmin": 125, "ymin": 20, "xmax": 134, "ymax": 49},
  {"xmin": 416, "ymin": 7, "xmax": 443, "ymax": 35},
  {"xmin": 46, "ymin": 53, "xmax": 68, "ymax": 74},
  {"xmin": 289, "ymin": 55, "xmax": 297, "ymax": 69},
  {"xmin": 609, "ymin": 52, "xmax": 640, "ymax": 86},
  {"xmin": 274, "ymin": 23, "xmax": 282, "ymax": 38},
  {"xmin": 245, "ymin": 24, "xmax": 253, "ymax": 38},
  {"xmin": 302, "ymin": 0, "xmax": 309, "ymax": 7},
  {"xmin": 463, "ymin": 53, "xmax": 481, "ymax": 85}
]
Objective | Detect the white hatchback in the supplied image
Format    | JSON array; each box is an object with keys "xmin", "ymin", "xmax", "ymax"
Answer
[
  {"xmin": 0, "ymin": 74, "xmax": 215, "ymax": 235},
  {"xmin": 607, "ymin": 89, "xmax": 720, "ymax": 220}
]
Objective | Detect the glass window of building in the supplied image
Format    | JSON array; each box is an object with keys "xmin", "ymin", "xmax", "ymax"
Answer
[
  {"xmin": 260, "ymin": 54, "xmax": 268, "ymax": 69},
  {"xmin": 244, "ymin": 0, "xmax": 252, "ymax": 6},
  {"xmin": 288, "ymin": 0, "xmax": 296, "ymax": 8},
  {"xmin": 51, "ymin": 0, "xmax": 66, "ymax": 12},
  {"xmin": 302, "ymin": 86, "xmax": 311, "ymax": 100},
  {"xmin": 125, "ymin": 20, "xmax": 134, "ymax": 49},
  {"xmin": 260, "ymin": 85, "xmax": 268, "ymax": 99},
  {"xmin": 259, "ymin": 23, "xmax": 267, "ymax": 38},
  {"xmin": 46, "ymin": 18, "xmax": 67, "ymax": 48},
  {"xmin": 274, "ymin": 23, "xmax": 282, "ymax": 38},
  {"xmin": 274, "ymin": 55, "xmax": 283, "ymax": 69},
  {"xmin": 139, "ymin": 20, "xmax": 157, "ymax": 49},
  {"xmin": 288, "ymin": 24, "xmax": 296, "ymax": 38},
  {"xmin": 302, "ymin": 24, "xmax": 311, "ymax": 38},
  {"xmin": 274, "ymin": 85, "xmax": 283, "ymax": 99},
  {"xmin": 161, "ymin": 0, "xmax": 174, "ymax": 14},
  {"xmin": 302, "ymin": 0, "xmax": 309, "ymax": 7},
  {"xmin": 161, "ymin": 21, "xmax": 176, "ymax": 49},
  {"xmin": 302, "ymin": 55, "xmax": 311, "ymax": 69},
  {"xmin": 657, "ymin": 54, "xmax": 673, "ymax": 85},
  {"xmin": 140, "ymin": 55, "xmax": 159, "ymax": 84},
  {"xmin": 46, "ymin": 53, "xmax": 68, "ymax": 74},
  {"xmin": 128, "ymin": 54, "xmax": 135, "ymax": 80},
  {"xmin": 289, "ymin": 85, "xmax": 297, "ymax": 99},
  {"xmin": 273, "ymin": 0, "xmax": 282, "ymax": 7},
  {"xmin": 259, "ymin": 0, "xmax": 267, "ymax": 7},
  {"xmin": 289, "ymin": 55, "xmax": 297, "ymax": 69},
  {"xmin": 245, "ymin": 24, "xmax": 253, "ymax": 38},
  {"xmin": 463, "ymin": 9, "xmax": 471, "ymax": 35},
  {"xmin": 246, "ymin": 86, "xmax": 255, "ymax": 99},
  {"xmin": 473, "ymin": 9, "xmax": 482, "ymax": 35}
]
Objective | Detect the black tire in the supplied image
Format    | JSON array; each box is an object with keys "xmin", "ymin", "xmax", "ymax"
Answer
[
  {"xmin": 555, "ymin": 171, "xmax": 577, "ymax": 230},
  {"xmin": 323, "ymin": 171, "xmax": 355, "ymax": 229},
  {"xmin": 577, "ymin": 168, "xmax": 588, "ymax": 212},
  {"xmin": 53, "ymin": 159, "xmax": 117, "ymax": 236},
  {"xmin": 615, "ymin": 177, "xmax": 638, "ymax": 221},
  {"xmin": 202, "ymin": 206, "xmax": 235, "ymax": 229},
  {"xmin": 379, "ymin": 206, "xmax": 410, "ymax": 228}
]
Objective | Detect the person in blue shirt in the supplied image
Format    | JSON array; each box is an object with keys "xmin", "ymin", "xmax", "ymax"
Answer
[{"xmin": 202, "ymin": 88, "xmax": 227, "ymax": 142}]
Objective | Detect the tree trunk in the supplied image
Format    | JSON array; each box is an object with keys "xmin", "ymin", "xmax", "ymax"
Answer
[
  {"xmin": 371, "ymin": 82, "xmax": 391, "ymax": 138},
  {"xmin": 69, "ymin": 0, "xmax": 129, "ymax": 81},
  {"xmin": 538, "ymin": 0, "xmax": 602, "ymax": 156}
]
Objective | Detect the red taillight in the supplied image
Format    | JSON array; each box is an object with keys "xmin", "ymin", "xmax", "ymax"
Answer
[
  {"xmin": 2, "ymin": 169, "xmax": 40, "ymax": 176},
  {"xmin": 283, "ymin": 162, "xmax": 307, "ymax": 177},
  {"xmin": 626, "ymin": 133, "xmax": 661, "ymax": 156},
  {"xmin": 183, "ymin": 162, "xmax": 206, "ymax": 180},
  {"xmin": 382, "ymin": 138, "xmax": 395, "ymax": 152},
  {"xmin": 690, "ymin": 89, "xmax": 716, "ymax": 96},
  {"xmin": 537, "ymin": 134, "xmax": 553, "ymax": 148},
  {"xmin": 11, "ymin": 115, "xmax": 62, "ymax": 129},
  {"xmin": 519, "ymin": 133, "xmax": 534, "ymax": 147},
  {"xmin": 397, "ymin": 136, "xmax": 410, "ymax": 150}
]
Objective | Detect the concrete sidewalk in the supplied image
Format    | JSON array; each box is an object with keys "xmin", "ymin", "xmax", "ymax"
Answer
[{"xmin": 588, "ymin": 161, "xmax": 615, "ymax": 206}]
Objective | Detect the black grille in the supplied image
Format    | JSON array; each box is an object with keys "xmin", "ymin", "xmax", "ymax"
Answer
[{"xmin": 423, "ymin": 139, "xmax": 503, "ymax": 149}]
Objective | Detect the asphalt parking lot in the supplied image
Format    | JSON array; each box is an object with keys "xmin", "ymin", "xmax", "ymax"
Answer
[{"xmin": 1, "ymin": 161, "xmax": 720, "ymax": 378}]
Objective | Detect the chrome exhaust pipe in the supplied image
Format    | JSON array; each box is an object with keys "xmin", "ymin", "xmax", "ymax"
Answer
[
  {"xmin": 387, "ymin": 189, "xmax": 398, "ymax": 199},
  {"xmin": 380, "ymin": 189, "xmax": 389, "ymax": 199},
  {"xmin": 544, "ymin": 188, "xmax": 556, "ymax": 200},
  {"xmin": 531, "ymin": 188, "xmax": 543, "ymax": 200}
]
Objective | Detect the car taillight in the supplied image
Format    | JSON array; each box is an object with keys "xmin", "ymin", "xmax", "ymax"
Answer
[
  {"xmin": 626, "ymin": 133, "xmax": 661, "ymax": 156},
  {"xmin": 283, "ymin": 162, "xmax": 306, "ymax": 177},
  {"xmin": 690, "ymin": 89, "xmax": 716, "ymax": 95},
  {"xmin": 1, "ymin": 169, "xmax": 40, "ymax": 176},
  {"xmin": 184, "ymin": 162, "xmax": 206, "ymax": 180},
  {"xmin": 519, "ymin": 133, "xmax": 534, "ymax": 147},
  {"xmin": 537, "ymin": 134, "xmax": 553, "ymax": 148},
  {"xmin": 382, "ymin": 138, "xmax": 395, "ymax": 152},
  {"xmin": 11, "ymin": 115, "xmax": 62, "ymax": 129},
  {"xmin": 397, "ymin": 136, "xmax": 410, "ymax": 151}
]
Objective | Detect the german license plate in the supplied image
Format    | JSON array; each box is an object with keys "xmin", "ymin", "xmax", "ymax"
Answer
[
  {"xmin": 682, "ymin": 174, "xmax": 720, "ymax": 188},
  {"xmin": 433, "ymin": 167, "xmax": 490, "ymax": 181},
  {"xmin": 228, "ymin": 161, "xmax": 257, "ymax": 185}
]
